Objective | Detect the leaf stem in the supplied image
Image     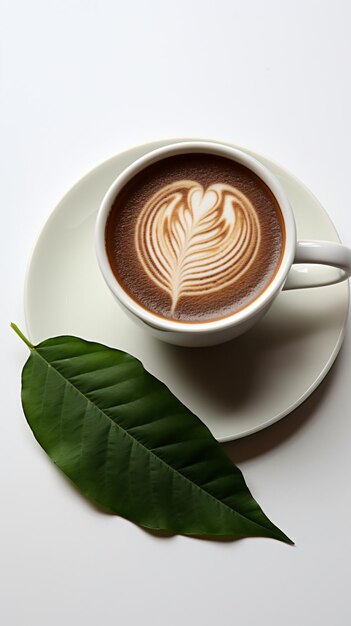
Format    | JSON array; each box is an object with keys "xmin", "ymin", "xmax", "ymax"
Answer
[{"xmin": 11, "ymin": 323, "xmax": 34, "ymax": 350}]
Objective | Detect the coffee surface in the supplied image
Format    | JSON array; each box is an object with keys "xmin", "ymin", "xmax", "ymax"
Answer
[{"xmin": 106, "ymin": 154, "xmax": 285, "ymax": 322}]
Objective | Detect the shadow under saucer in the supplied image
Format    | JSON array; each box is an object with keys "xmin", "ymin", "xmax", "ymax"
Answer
[
  {"xmin": 143, "ymin": 287, "xmax": 344, "ymax": 442},
  {"xmin": 158, "ymin": 293, "xmax": 335, "ymax": 411},
  {"xmin": 223, "ymin": 341, "xmax": 344, "ymax": 463}
]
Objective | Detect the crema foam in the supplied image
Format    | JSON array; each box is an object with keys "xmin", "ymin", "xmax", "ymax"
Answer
[{"xmin": 106, "ymin": 154, "xmax": 284, "ymax": 323}]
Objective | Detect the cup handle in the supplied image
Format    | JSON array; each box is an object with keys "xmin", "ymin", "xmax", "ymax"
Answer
[{"xmin": 283, "ymin": 240, "xmax": 351, "ymax": 290}]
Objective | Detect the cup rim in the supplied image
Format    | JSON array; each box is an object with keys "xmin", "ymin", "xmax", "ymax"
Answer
[{"xmin": 95, "ymin": 141, "xmax": 296, "ymax": 334}]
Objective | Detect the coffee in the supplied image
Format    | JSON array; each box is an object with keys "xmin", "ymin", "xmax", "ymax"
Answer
[{"xmin": 105, "ymin": 153, "xmax": 285, "ymax": 323}]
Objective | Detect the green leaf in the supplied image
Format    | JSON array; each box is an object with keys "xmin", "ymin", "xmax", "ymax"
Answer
[{"xmin": 12, "ymin": 323, "xmax": 293, "ymax": 544}]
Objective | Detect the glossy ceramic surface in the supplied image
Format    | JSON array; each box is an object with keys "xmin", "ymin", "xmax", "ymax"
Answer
[{"xmin": 25, "ymin": 139, "xmax": 349, "ymax": 440}]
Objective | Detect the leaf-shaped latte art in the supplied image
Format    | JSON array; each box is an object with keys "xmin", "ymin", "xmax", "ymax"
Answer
[{"xmin": 135, "ymin": 180, "xmax": 261, "ymax": 315}]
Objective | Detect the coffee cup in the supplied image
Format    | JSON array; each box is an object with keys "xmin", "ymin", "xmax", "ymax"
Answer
[{"xmin": 95, "ymin": 141, "xmax": 351, "ymax": 347}]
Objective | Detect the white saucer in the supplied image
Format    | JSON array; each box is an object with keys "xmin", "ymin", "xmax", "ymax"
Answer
[{"xmin": 25, "ymin": 139, "xmax": 349, "ymax": 441}]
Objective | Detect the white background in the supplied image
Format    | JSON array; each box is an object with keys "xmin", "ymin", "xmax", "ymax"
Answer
[{"xmin": 1, "ymin": 1, "xmax": 351, "ymax": 624}]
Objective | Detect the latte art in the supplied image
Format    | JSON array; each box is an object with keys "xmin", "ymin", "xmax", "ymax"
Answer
[
  {"xmin": 106, "ymin": 153, "xmax": 284, "ymax": 323},
  {"xmin": 135, "ymin": 180, "xmax": 261, "ymax": 314}
]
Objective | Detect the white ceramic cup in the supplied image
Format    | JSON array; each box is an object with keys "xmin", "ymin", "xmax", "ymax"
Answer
[{"xmin": 95, "ymin": 141, "xmax": 351, "ymax": 347}]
